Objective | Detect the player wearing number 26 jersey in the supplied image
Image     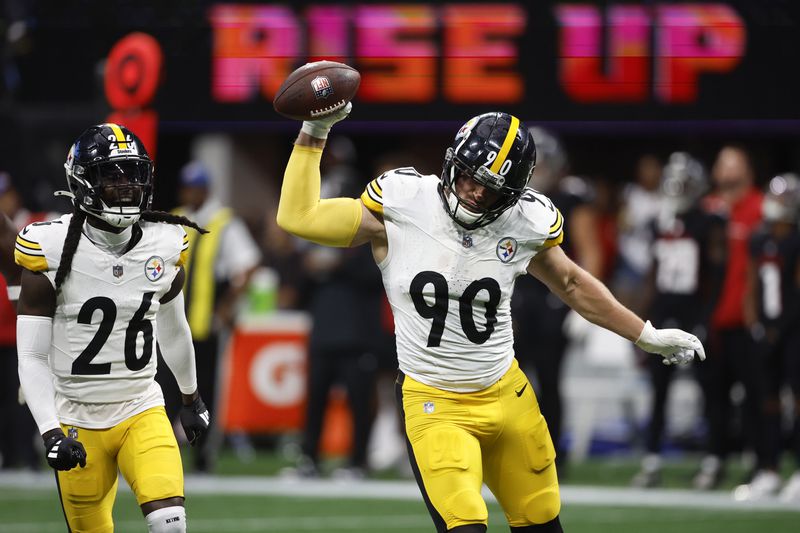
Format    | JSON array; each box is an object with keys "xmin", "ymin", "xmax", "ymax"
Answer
[
  {"xmin": 17, "ymin": 215, "xmax": 186, "ymax": 425},
  {"xmin": 277, "ymin": 102, "xmax": 705, "ymax": 533},
  {"xmin": 15, "ymin": 123, "xmax": 209, "ymax": 533}
]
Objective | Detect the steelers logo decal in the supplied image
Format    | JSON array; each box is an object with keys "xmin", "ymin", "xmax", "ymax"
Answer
[
  {"xmin": 145, "ymin": 255, "xmax": 165, "ymax": 281},
  {"xmin": 496, "ymin": 237, "xmax": 517, "ymax": 263}
]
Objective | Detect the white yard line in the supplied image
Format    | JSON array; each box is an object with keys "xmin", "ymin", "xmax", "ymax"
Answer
[{"xmin": 1, "ymin": 472, "xmax": 798, "ymax": 513}]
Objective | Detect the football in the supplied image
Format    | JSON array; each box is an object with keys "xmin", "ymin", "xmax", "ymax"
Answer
[{"xmin": 273, "ymin": 61, "xmax": 360, "ymax": 121}]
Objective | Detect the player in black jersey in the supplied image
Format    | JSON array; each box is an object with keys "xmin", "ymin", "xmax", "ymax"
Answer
[
  {"xmin": 631, "ymin": 153, "xmax": 727, "ymax": 487},
  {"xmin": 738, "ymin": 173, "xmax": 800, "ymax": 500}
]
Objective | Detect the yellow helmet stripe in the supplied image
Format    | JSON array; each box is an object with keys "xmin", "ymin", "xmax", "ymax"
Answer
[
  {"xmin": 489, "ymin": 115, "xmax": 520, "ymax": 175},
  {"xmin": 108, "ymin": 123, "xmax": 128, "ymax": 150}
]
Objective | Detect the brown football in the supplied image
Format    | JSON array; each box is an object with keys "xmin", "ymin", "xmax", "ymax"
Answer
[{"xmin": 273, "ymin": 61, "xmax": 360, "ymax": 121}]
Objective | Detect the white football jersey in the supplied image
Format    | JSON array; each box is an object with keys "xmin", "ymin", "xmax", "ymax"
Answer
[
  {"xmin": 15, "ymin": 215, "xmax": 189, "ymax": 428},
  {"xmin": 361, "ymin": 169, "xmax": 563, "ymax": 392}
]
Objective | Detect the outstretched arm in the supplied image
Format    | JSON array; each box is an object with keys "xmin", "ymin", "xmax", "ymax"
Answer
[
  {"xmin": 528, "ymin": 245, "xmax": 704, "ymax": 364},
  {"xmin": 276, "ymin": 104, "xmax": 385, "ymax": 248},
  {"xmin": 529, "ymin": 245, "xmax": 644, "ymax": 340}
]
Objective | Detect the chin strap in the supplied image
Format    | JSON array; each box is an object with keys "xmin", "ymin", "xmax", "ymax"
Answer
[{"xmin": 54, "ymin": 190, "xmax": 75, "ymax": 200}]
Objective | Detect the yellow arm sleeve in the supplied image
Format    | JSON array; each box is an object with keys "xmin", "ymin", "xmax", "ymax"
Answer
[{"xmin": 276, "ymin": 145, "xmax": 363, "ymax": 247}]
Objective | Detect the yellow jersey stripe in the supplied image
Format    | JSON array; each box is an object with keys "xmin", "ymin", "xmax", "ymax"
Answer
[
  {"xmin": 364, "ymin": 181, "xmax": 383, "ymax": 205},
  {"xmin": 108, "ymin": 123, "xmax": 128, "ymax": 150},
  {"xmin": 14, "ymin": 249, "xmax": 48, "ymax": 271},
  {"xmin": 360, "ymin": 190, "xmax": 384, "ymax": 215},
  {"xmin": 489, "ymin": 115, "xmax": 520, "ymax": 174},
  {"xmin": 368, "ymin": 180, "xmax": 383, "ymax": 200},
  {"xmin": 16, "ymin": 235, "xmax": 42, "ymax": 250},
  {"xmin": 549, "ymin": 209, "xmax": 563, "ymax": 234},
  {"xmin": 548, "ymin": 211, "xmax": 564, "ymax": 242},
  {"xmin": 15, "ymin": 244, "xmax": 44, "ymax": 256}
]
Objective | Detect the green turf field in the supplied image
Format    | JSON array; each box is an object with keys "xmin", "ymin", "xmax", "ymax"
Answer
[
  {"xmin": 1, "ymin": 489, "xmax": 797, "ymax": 533},
  {"xmin": 3, "ymin": 450, "xmax": 798, "ymax": 532}
]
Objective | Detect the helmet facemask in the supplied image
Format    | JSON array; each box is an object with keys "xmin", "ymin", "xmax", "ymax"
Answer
[
  {"xmin": 440, "ymin": 147, "xmax": 524, "ymax": 229},
  {"xmin": 63, "ymin": 124, "xmax": 154, "ymax": 229}
]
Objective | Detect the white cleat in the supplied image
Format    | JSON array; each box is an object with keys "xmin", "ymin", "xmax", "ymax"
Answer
[
  {"xmin": 732, "ymin": 470, "xmax": 782, "ymax": 501},
  {"xmin": 779, "ymin": 471, "xmax": 800, "ymax": 502}
]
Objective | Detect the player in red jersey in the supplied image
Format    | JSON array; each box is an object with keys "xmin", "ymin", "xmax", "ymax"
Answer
[{"xmin": 694, "ymin": 145, "xmax": 764, "ymax": 490}]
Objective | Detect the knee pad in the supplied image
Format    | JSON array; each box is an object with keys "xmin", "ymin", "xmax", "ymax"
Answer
[
  {"xmin": 146, "ymin": 506, "xmax": 186, "ymax": 533},
  {"xmin": 444, "ymin": 488, "xmax": 488, "ymax": 524},
  {"xmin": 520, "ymin": 486, "xmax": 561, "ymax": 525}
]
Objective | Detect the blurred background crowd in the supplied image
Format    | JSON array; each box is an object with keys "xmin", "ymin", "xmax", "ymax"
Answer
[{"xmin": 1, "ymin": 0, "xmax": 800, "ymax": 506}]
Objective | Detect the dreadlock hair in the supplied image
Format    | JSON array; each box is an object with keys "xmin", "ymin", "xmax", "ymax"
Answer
[
  {"xmin": 53, "ymin": 208, "xmax": 208, "ymax": 293},
  {"xmin": 54, "ymin": 207, "xmax": 87, "ymax": 292},
  {"xmin": 140, "ymin": 210, "xmax": 209, "ymax": 235}
]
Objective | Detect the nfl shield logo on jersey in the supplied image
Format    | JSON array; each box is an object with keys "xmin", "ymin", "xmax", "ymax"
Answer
[
  {"xmin": 112, "ymin": 265, "xmax": 124, "ymax": 278},
  {"xmin": 145, "ymin": 256, "xmax": 165, "ymax": 281},
  {"xmin": 311, "ymin": 76, "xmax": 334, "ymax": 99},
  {"xmin": 496, "ymin": 237, "xmax": 517, "ymax": 263}
]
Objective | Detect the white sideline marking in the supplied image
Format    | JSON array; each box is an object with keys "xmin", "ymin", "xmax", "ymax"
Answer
[{"xmin": 1, "ymin": 472, "xmax": 799, "ymax": 513}]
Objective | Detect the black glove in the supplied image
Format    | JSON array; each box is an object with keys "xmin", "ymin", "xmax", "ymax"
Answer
[
  {"xmin": 180, "ymin": 395, "xmax": 210, "ymax": 446},
  {"xmin": 44, "ymin": 432, "xmax": 87, "ymax": 471}
]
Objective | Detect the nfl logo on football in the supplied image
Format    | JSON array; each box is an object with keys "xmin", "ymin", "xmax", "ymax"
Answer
[{"xmin": 311, "ymin": 76, "xmax": 334, "ymax": 99}]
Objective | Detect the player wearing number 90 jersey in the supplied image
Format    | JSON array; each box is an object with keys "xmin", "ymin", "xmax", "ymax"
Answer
[
  {"xmin": 278, "ymin": 106, "xmax": 705, "ymax": 533},
  {"xmin": 362, "ymin": 167, "xmax": 563, "ymax": 392},
  {"xmin": 15, "ymin": 123, "xmax": 209, "ymax": 533}
]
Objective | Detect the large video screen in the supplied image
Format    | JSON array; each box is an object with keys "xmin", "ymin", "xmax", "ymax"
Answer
[{"xmin": 11, "ymin": 1, "xmax": 800, "ymax": 126}]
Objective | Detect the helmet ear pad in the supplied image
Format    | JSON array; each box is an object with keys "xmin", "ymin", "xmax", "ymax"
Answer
[
  {"xmin": 64, "ymin": 123, "xmax": 154, "ymax": 228},
  {"xmin": 439, "ymin": 113, "xmax": 535, "ymax": 230}
]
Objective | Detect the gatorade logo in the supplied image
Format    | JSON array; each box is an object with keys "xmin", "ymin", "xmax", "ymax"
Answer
[{"xmin": 250, "ymin": 343, "xmax": 305, "ymax": 406}]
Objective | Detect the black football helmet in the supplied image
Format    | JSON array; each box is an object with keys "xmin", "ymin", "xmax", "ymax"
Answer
[
  {"xmin": 64, "ymin": 123, "xmax": 153, "ymax": 228},
  {"xmin": 527, "ymin": 126, "xmax": 567, "ymax": 193},
  {"xmin": 440, "ymin": 112, "xmax": 536, "ymax": 229},
  {"xmin": 661, "ymin": 152, "xmax": 707, "ymax": 214}
]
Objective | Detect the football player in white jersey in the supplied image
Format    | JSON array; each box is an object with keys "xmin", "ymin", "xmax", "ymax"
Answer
[
  {"xmin": 15, "ymin": 123, "xmax": 210, "ymax": 533},
  {"xmin": 277, "ymin": 106, "xmax": 705, "ymax": 533}
]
